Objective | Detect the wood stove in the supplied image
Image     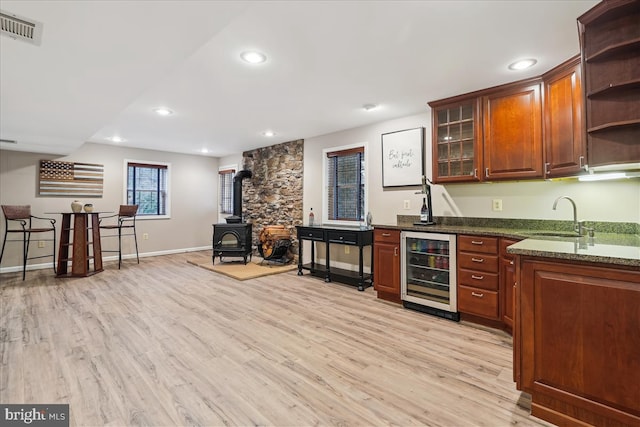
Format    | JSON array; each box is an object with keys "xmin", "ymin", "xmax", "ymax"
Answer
[
  {"xmin": 212, "ymin": 223, "xmax": 252, "ymax": 264},
  {"xmin": 212, "ymin": 168, "xmax": 253, "ymax": 264}
]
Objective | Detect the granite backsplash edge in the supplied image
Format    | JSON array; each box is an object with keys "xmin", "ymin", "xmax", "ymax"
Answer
[{"xmin": 395, "ymin": 215, "xmax": 640, "ymax": 235}]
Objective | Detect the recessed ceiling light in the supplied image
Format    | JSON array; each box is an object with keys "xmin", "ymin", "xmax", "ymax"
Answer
[
  {"xmin": 153, "ymin": 107, "xmax": 173, "ymax": 116},
  {"xmin": 241, "ymin": 51, "xmax": 267, "ymax": 64},
  {"xmin": 107, "ymin": 136, "xmax": 125, "ymax": 143},
  {"xmin": 508, "ymin": 58, "xmax": 537, "ymax": 71},
  {"xmin": 262, "ymin": 130, "xmax": 275, "ymax": 137},
  {"xmin": 363, "ymin": 103, "xmax": 379, "ymax": 111}
]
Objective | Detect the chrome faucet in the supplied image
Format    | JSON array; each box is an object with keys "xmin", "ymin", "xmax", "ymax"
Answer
[{"xmin": 552, "ymin": 196, "xmax": 593, "ymax": 237}]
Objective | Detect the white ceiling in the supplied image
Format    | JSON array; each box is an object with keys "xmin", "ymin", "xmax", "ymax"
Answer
[{"xmin": 0, "ymin": 0, "xmax": 599, "ymax": 158}]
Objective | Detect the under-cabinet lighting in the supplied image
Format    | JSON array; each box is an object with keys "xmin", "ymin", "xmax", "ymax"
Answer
[{"xmin": 578, "ymin": 172, "xmax": 640, "ymax": 181}]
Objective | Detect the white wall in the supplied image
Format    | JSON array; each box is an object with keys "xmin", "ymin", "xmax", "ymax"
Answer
[
  {"xmin": 304, "ymin": 111, "xmax": 640, "ymax": 227},
  {"xmin": 0, "ymin": 143, "xmax": 219, "ymax": 270}
]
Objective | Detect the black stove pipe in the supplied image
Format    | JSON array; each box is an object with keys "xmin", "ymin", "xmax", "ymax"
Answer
[{"xmin": 226, "ymin": 169, "xmax": 252, "ymax": 223}]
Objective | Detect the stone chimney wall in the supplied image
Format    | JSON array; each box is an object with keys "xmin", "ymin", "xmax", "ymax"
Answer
[{"xmin": 242, "ymin": 139, "xmax": 304, "ymax": 257}]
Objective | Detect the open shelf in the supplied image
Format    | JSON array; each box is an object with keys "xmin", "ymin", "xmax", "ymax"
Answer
[
  {"xmin": 586, "ymin": 37, "xmax": 640, "ymax": 62},
  {"xmin": 587, "ymin": 78, "xmax": 640, "ymax": 97},
  {"xmin": 587, "ymin": 119, "xmax": 640, "ymax": 133}
]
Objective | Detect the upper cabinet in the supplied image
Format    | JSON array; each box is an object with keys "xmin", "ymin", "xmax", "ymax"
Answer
[
  {"xmin": 578, "ymin": 0, "xmax": 640, "ymax": 168},
  {"xmin": 432, "ymin": 99, "xmax": 482, "ymax": 182},
  {"xmin": 429, "ymin": 64, "xmax": 582, "ymax": 183},
  {"xmin": 483, "ymin": 81, "xmax": 543, "ymax": 180},
  {"xmin": 542, "ymin": 56, "xmax": 586, "ymax": 177}
]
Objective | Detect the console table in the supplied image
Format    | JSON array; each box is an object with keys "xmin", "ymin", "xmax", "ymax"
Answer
[{"xmin": 296, "ymin": 225, "xmax": 373, "ymax": 291}]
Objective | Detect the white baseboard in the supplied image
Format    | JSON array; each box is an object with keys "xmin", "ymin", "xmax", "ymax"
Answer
[{"xmin": 0, "ymin": 246, "xmax": 211, "ymax": 275}]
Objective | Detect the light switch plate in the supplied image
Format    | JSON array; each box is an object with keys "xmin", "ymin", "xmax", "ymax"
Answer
[{"xmin": 403, "ymin": 200, "xmax": 411, "ymax": 210}]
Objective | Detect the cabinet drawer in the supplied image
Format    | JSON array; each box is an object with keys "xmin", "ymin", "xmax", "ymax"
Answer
[
  {"xmin": 458, "ymin": 252, "xmax": 499, "ymax": 273},
  {"xmin": 459, "ymin": 235, "xmax": 499, "ymax": 254},
  {"xmin": 374, "ymin": 228, "xmax": 400, "ymax": 243},
  {"xmin": 458, "ymin": 268, "xmax": 499, "ymax": 290},
  {"xmin": 299, "ymin": 228, "xmax": 324, "ymax": 241},
  {"xmin": 458, "ymin": 285, "xmax": 499, "ymax": 319},
  {"xmin": 328, "ymin": 231, "xmax": 358, "ymax": 245}
]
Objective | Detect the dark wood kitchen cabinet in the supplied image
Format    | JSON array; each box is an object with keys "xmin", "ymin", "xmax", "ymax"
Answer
[
  {"xmin": 578, "ymin": 0, "xmax": 640, "ymax": 168},
  {"xmin": 483, "ymin": 81, "xmax": 544, "ymax": 180},
  {"xmin": 430, "ymin": 98, "xmax": 482, "ymax": 183},
  {"xmin": 457, "ymin": 235, "xmax": 501, "ymax": 323},
  {"xmin": 542, "ymin": 55, "xmax": 586, "ymax": 177},
  {"xmin": 515, "ymin": 257, "xmax": 640, "ymax": 427},
  {"xmin": 499, "ymin": 238, "xmax": 519, "ymax": 332},
  {"xmin": 373, "ymin": 228, "xmax": 401, "ymax": 303}
]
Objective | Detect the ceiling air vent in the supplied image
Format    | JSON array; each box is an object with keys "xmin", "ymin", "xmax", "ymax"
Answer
[{"xmin": 0, "ymin": 10, "xmax": 43, "ymax": 46}]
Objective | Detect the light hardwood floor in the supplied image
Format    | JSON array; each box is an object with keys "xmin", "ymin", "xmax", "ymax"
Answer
[{"xmin": 1, "ymin": 252, "xmax": 552, "ymax": 427}]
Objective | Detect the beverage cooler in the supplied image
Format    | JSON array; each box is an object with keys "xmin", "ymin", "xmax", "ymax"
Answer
[{"xmin": 401, "ymin": 231, "xmax": 459, "ymax": 321}]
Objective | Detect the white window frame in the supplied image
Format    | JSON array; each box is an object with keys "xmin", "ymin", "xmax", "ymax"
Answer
[
  {"xmin": 123, "ymin": 159, "xmax": 171, "ymax": 220},
  {"xmin": 322, "ymin": 142, "xmax": 369, "ymax": 226}
]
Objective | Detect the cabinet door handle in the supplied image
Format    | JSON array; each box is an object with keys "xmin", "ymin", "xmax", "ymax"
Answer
[
  {"xmin": 471, "ymin": 240, "xmax": 484, "ymax": 245},
  {"xmin": 394, "ymin": 247, "xmax": 398, "ymax": 256},
  {"xmin": 473, "ymin": 168, "xmax": 478, "ymax": 179},
  {"xmin": 471, "ymin": 292, "xmax": 484, "ymax": 298},
  {"xmin": 485, "ymin": 168, "xmax": 489, "ymax": 178},
  {"xmin": 579, "ymin": 155, "xmax": 585, "ymax": 170},
  {"xmin": 510, "ymin": 260, "xmax": 514, "ymax": 265},
  {"xmin": 471, "ymin": 257, "xmax": 484, "ymax": 263},
  {"xmin": 471, "ymin": 274, "xmax": 484, "ymax": 280},
  {"xmin": 544, "ymin": 162, "xmax": 550, "ymax": 175},
  {"xmin": 382, "ymin": 233, "xmax": 391, "ymax": 237}
]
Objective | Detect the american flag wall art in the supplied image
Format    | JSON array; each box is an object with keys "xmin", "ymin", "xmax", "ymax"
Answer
[{"xmin": 39, "ymin": 160, "xmax": 104, "ymax": 197}]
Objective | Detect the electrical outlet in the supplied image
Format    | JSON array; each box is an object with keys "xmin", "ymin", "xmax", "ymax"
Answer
[
  {"xmin": 344, "ymin": 246, "xmax": 350, "ymax": 254},
  {"xmin": 38, "ymin": 241, "xmax": 45, "ymax": 248},
  {"xmin": 143, "ymin": 233, "xmax": 149, "ymax": 240},
  {"xmin": 403, "ymin": 200, "xmax": 411, "ymax": 210},
  {"xmin": 492, "ymin": 199, "xmax": 503, "ymax": 212}
]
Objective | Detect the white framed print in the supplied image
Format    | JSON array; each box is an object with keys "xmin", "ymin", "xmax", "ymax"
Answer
[{"xmin": 381, "ymin": 127, "xmax": 424, "ymax": 188}]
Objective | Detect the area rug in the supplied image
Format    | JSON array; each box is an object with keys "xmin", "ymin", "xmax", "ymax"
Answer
[{"xmin": 187, "ymin": 257, "xmax": 297, "ymax": 281}]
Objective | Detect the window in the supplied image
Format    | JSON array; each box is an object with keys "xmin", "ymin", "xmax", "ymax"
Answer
[
  {"xmin": 325, "ymin": 145, "xmax": 366, "ymax": 223},
  {"xmin": 125, "ymin": 161, "xmax": 170, "ymax": 217},
  {"xmin": 219, "ymin": 168, "xmax": 235, "ymax": 214}
]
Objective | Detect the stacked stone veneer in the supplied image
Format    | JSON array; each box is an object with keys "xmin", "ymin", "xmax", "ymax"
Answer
[{"xmin": 242, "ymin": 139, "xmax": 304, "ymax": 258}]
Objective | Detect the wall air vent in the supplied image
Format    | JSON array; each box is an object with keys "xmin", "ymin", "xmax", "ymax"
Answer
[{"xmin": 0, "ymin": 10, "xmax": 43, "ymax": 46}]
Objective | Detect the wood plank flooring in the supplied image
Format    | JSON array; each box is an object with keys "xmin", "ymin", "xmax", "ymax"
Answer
[{"xmin": 0, "ymin": 252, "xmax": 553, "ymax": 426}]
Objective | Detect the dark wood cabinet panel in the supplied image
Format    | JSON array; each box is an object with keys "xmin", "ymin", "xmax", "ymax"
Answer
[
  {"xmin": 542, "ymin": 56, "xmax": 586, "ymax": 177},
  {"xmin": 483, "ymin": 83, "xmax": 544, "ymax": 180},
  {"xmin": 499, "ymin": 238, "xmax": 519, "ymax": 333},
  {"xmin": 373, "ymin": 228, "xmax": 401, "ymax": 303},
  {"xmin": 516, "ymin": 257, "xmax": 640, "ymax": 426}
]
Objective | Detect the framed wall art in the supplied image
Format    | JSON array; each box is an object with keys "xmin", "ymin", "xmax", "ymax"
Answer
[{"xmin": 381, "ymin": 127, "xmax": 425, "ymax": 188}]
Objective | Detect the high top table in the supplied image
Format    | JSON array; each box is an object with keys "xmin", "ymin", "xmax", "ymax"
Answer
[{"xmin": 49, "ymin": 212, "xmax": 110, "ymax": 277}]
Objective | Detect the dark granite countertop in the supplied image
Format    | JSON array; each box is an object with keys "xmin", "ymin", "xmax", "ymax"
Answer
[{"xmin": 373, "ymin": 216, "xmax": 640, "ymax": 268}]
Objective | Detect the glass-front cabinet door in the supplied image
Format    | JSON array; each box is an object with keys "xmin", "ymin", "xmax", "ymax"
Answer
[{"xmin": 430, "ymin": 98, "xmax": 482, "ymax": 183}]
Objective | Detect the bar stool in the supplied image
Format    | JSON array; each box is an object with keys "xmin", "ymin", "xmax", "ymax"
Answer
[
  {"xmin": 0, "ymin": 205, "xmax": 57, "ymax": 280},
  {"xmin": 99, "ymin": 205, "xmax": 139, "ymax": 269}
]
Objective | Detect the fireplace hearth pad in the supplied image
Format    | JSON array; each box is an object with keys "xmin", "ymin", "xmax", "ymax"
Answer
[{"xmin": 212, "ymin": 223, "xmax": 253, "ymax": 265}]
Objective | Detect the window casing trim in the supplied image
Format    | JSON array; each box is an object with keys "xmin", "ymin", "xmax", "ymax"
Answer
[
  {"xmin": 322, "ymin": 142, "xmax": 368, "ymax": 226},
  {"xmin": 123, "ymin": 159, "xmax": 171, "ymax": 220}
]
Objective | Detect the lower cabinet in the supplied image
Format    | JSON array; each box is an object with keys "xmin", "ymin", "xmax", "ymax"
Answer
[
  {"xmin": 373, "ymin": 228, "xmax": 401, "ymax": 304},
  {"xmin": 500, "ymin": 238, "xmax": 520, "ymax": 332},
  {"xmin": 515, "ymin": 257, "xmax": 640, "ymax": 427},
  {"xmin": 457, "ymin": 235, "xmax": 501, "ymax": 323}
]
